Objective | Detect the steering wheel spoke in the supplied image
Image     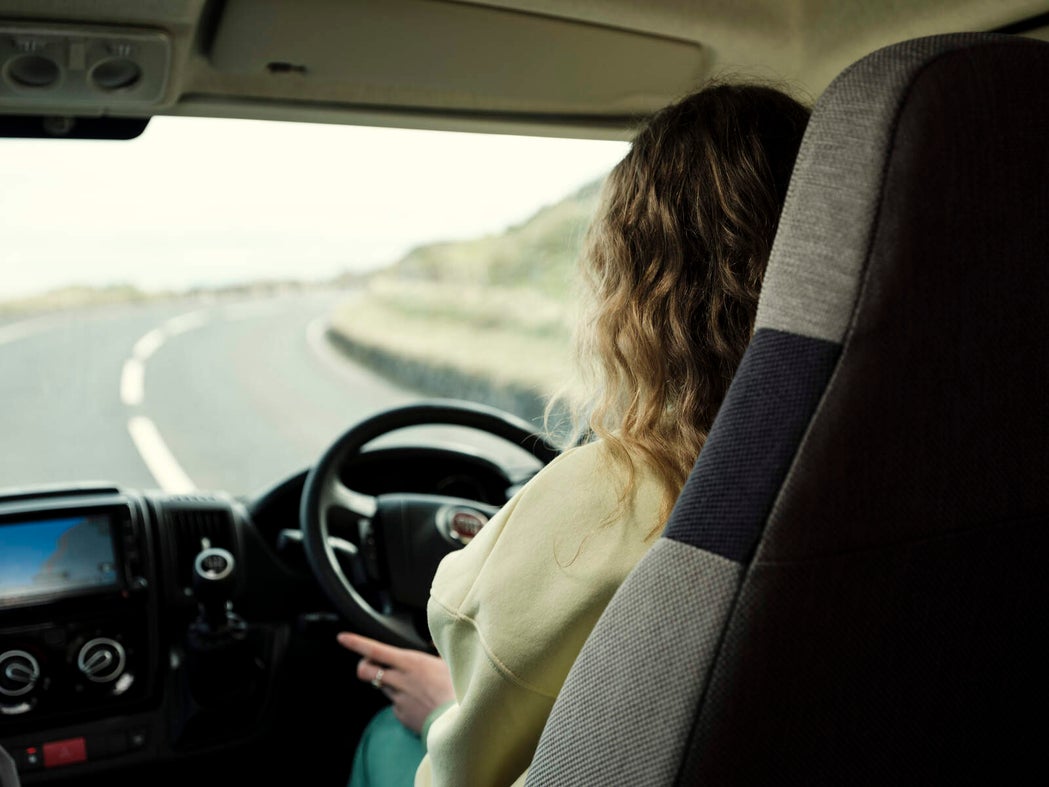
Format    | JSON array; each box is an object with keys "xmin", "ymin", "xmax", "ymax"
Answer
[{"xmin": 325, "ymin": 479, "xmax": 378, "ymax": 521}]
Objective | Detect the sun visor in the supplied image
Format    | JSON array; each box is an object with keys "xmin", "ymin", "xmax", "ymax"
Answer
[{"xmin": 207, "ymin": 0, "xmax": 708, "ymax": 122}]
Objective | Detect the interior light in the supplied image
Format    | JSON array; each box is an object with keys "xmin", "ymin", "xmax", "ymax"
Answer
[
  {"xmin": 7, "ymin": 54, "xmax": 60, "ymax": 88},
  {"xmin": 90, "ymin": 58, "xmax": 143, "ymax": 91}
]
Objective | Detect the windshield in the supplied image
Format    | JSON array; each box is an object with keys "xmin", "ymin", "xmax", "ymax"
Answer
[{"xmin": 0, "ymin": 116, "xmax": 627, "ymax": 497}]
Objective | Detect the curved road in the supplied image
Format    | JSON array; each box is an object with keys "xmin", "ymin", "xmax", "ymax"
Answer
[{"xmin": 0, "ymin": 292, "xmax": 538, "ymax": 500}]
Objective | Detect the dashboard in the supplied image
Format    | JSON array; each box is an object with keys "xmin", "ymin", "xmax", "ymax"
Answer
[
  {"xmin": 0, "ymin": 444, "xmax": 523, "ymax": 784},
  {"xmin": 0, "ymin": 484, "xmax": 253, "ymax": 781}
]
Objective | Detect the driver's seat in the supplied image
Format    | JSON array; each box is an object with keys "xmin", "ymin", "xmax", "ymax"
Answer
[{"xmin": 527, "ymin": 33, "xmax": 1049, "ymax": 784}]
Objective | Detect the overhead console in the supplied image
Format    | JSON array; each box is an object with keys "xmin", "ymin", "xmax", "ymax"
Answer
[{"xmin": 0, "ymin": 22, "xmax": 171, "ymax": 115}]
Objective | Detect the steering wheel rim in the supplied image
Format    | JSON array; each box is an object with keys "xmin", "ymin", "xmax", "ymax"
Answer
[{"xmin": 300, "ymin": 399, "xmax": 559, "ymax": 649}]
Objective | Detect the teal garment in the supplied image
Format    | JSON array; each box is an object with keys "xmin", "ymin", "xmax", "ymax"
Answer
[{"xmin": 348, "ymin": 706, "xmax": 426, "ymax": 787}]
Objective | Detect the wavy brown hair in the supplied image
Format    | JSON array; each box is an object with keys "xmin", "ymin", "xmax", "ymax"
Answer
[{"xmin": 554, "ymin": 83, "xmax": 810, "ymax": 531}]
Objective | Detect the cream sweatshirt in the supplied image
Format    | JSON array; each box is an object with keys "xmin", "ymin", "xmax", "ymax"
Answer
[{"xmin": 414, "ymin": 440, "xmax": 664, "ymax": 786}]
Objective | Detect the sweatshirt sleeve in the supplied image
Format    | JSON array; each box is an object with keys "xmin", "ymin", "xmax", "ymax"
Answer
[
  {"xmin": 414, "ymin": 442, "xmax": 662, "ymax": 787},
  {"xmin": 421, "ymin": 700, "xmax": 456, "ymax": 752}
]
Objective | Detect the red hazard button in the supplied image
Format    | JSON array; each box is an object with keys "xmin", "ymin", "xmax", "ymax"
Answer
[{"xmin": 43, "ymin": 737, "xmax": 87, "ymax": 768}]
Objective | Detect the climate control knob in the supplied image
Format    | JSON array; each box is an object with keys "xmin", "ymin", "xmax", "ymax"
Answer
[
  {"xmin": 0, "ymin": 650, "xmax": 41, "ymax": 697},
  {"xmin": 77, "ymin": 638, "xmax": 126, "ymax": 684}
]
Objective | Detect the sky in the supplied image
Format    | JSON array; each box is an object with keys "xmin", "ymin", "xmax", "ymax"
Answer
[{"xmin": 0, "ymin": 116, "xmax": 629, "ymax": 299}]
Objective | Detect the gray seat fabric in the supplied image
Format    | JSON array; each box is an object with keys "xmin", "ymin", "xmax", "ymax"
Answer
[
  {"xmin": 0, "ymin": 745, "xmax": 18, "ymax": 787},
  {"xmin": 527, "ymin": 33, "xmax": 1049, "ymax": 785}
]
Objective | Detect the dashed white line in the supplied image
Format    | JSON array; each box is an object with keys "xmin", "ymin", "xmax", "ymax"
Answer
[
  {"xmin": 127, "ymin": 416, "xmax": 196, "ymax": 493},
  {"xmin": 132, "ymin": 328, "xmax": 165, "ymax": 360},
  {"xmin": 120, "ymin": 359, "xmax": 145, "ymax": 406},
  {"xmin": 121, "ymin": 312, "xmax": 209, "ymax": 405},
  {"xmin": 122, "ymin": 309, "xmax": 213, "ymax": 492},
  {"xmin": 121, "ymin": 300, "xmax": 284, "ymax": 492}
]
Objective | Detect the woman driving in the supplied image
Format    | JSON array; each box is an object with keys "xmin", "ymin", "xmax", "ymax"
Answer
[{"xmin": 339, "ymin": 81, "xmax": 811, "ymax": 787}]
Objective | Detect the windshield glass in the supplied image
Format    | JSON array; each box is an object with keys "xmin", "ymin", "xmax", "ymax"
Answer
[{"xmin": 0, "ymin": 116, "xmax": 627, "ymax": 497}]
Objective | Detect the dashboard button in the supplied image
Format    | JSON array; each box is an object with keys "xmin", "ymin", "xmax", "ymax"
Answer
[
  {"xmin": 128, "ymin": 728, "xmax": 148, "ymax": 750},
  {"xmin": 42, "ymin": 737, "xmax": 87, "ymax": 768}
]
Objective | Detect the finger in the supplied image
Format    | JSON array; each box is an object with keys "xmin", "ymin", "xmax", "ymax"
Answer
[
  {"xmin": 338, "ymin": 633, "xmax": 407, "ymax": 668},
  {"xmin": 337, "ymin": 632, "xmax": 375, "ymax": 657},
  {"xmin": 356, "ymin": 658, "xmax": 403, "ymax": 692}
]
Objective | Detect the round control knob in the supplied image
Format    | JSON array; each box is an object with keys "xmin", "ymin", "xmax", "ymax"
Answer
[
  {"xmin": 0, "ymin": 650, "xmax": 41, "ymax": 697},
  {"xmin": 77, "ymin": 638, "xmax": 126, "ymax": 684}
]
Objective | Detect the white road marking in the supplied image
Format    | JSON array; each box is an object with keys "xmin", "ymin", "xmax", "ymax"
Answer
[
  {"xmin": 306, "ymin": 315, "xmax": 329, "ymax": 353},
  {"xmin": 305, "ymin": 314, "xmax": 420, "ymax": 401},
  {"xmin": 123, "ymin": 311, "xmax": 213, "ymax": 406},
  {"xmin": 122, "ymin": 298, "xmax": 321, "ymax": 492},
  {"xmin": 123, "ymin": 309, "xmax": 213, "ymax": 492},
  {"xmin": 132, "ymin": 328, "xmax": 165, "ymax": 360},
  {"xmin": 127, "ymin": 416, "xmax": 197, "ymax": 493},
  {"xmin": 120, "ymin": 359, "xmax": 145, "ymax": 406},
  {"xmin": 306, "ymin": 316, "xmax": 355, "ymax": 383}
]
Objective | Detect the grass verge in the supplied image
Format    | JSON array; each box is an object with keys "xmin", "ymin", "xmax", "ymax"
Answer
[{"xmin": 327, "ymin": 280, "xmax": 575, "ymax": 425}]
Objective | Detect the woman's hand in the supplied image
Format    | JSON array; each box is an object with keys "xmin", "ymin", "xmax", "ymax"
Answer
[{"xmin": 337, "ymin": 632, "xmax": 455, "ymax": 735}]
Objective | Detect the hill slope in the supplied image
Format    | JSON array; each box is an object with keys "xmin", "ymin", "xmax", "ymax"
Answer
[
  {"xmin": 328, "ymin": 178, "xmax": 605, "ymax": 422},
  {"xmin": 386, "ymin": 178, "xmax": 602, "ymax": 296}
]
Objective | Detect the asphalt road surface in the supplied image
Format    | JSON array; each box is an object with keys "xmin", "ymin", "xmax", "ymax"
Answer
[{"xmin": 0, "ymin": 292, "xmax": 540, "ymax": 501}]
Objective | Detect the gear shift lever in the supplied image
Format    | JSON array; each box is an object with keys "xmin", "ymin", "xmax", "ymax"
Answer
[
  {"xmin": 183, "ymin": 542, "xmax": 254, "ymax": 708},
  {"xmin": 192, "ymin": 545, "xmax": 237, "ymax": 632}
]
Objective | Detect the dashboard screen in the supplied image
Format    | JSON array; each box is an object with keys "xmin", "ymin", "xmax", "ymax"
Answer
[{"xmin": 0, "ymin": 514, "xmax": 119, "ymax": 607}]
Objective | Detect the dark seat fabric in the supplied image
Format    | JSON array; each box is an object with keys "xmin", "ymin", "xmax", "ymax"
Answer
[{"xmin": 527, "ymin": 33, "xmax": 1049, "ymax": 786}]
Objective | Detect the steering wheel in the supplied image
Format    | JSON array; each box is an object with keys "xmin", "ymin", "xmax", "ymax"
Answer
[{"xmin": 300, "ymin": 400, "xmax": 559, "ymax": 649}]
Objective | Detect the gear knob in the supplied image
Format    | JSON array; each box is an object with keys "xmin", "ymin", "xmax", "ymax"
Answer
[{"xmin": 192, "ymin": 547, "xmax": 236, "ymax": 631}]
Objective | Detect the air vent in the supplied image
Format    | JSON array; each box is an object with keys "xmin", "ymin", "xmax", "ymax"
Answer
[
  {"xmin": 165, "ymin": 505, "xmax": 236, "ymax": 590},
  {"xmin": 166, "ymin": 493, "xmax": 223, "ymax": 505}
]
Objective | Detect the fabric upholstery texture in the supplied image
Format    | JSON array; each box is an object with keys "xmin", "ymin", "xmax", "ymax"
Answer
[
  {"xmin": 755, "ymin": 33, "xmax": 1003, "ymax": 343},
  {"xmin": 664, "ymin": 328, "xmax": 838, "ymax": 562},
  {"xmin": 525, "ymin": 539, "xmax": 742, "ymax": 787},
  {"xmin": 681, "ymin": 35, "xmax": 1049, "ymax": 783}
]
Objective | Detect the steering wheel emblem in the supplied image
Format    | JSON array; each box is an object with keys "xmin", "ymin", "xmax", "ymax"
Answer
[{"xmin": 439, "ymin": 506, "xmax": 489, "ymax": 545}]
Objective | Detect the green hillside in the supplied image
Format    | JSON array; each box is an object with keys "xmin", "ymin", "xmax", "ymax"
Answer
[
  {"xmin": 328, "ymin": 178, "xmax": 606, "ymax": 422},
  {"xmin": 384, "ymin": 178, "xmax": 602, "ymax": 297}
]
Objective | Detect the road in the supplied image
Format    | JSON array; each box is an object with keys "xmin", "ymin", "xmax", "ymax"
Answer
[{"xmin": 0, "ymin": 292, "xmax": 539, "ymax": 500}]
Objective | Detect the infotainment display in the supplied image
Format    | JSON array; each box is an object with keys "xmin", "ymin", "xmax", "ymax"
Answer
[{"xmin": 0, "ymin": 513, "xmax": 119, "ymax": 607}]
